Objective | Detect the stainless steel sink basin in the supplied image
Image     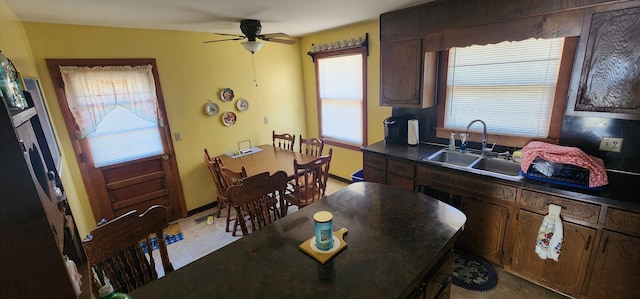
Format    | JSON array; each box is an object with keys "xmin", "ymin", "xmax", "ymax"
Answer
[
  {"xmin": 424, "ymin": 149, "xmax": 522, "ymax": 179},
  {"xmin": 470, "ymin": 157, "xmax": 522, "ymax": 177},
  {"xmin": 426, "ymin": 150, "xmax": 480, "ymax": 167}
]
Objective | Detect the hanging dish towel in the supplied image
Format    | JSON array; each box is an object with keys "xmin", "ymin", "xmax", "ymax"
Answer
[{"xmin": 535, "ymin": 204, "xmax": 563, "ymax": 261}]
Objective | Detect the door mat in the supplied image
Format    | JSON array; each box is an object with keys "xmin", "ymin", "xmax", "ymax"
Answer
[
  {"xmin": 452, "ymin": 249, "xmax": 498, "ymax": 292},
  {"xmin": 139, "ymin": 223, "xmax": 184, "ymax": 254}
]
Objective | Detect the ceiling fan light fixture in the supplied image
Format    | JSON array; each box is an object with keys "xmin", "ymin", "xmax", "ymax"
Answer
[{"xmin": 241, "ymin": 41, "xmax": 263, "ymax": 54}]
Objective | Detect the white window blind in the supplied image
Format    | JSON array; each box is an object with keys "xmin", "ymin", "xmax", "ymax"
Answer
[
  {"xmin": 445, "ymin": 38, "xmax": 564, "ymax": 137},
  {"xmin": 317, "ymin": 54, "xmax": 363, "ymax": 145}
]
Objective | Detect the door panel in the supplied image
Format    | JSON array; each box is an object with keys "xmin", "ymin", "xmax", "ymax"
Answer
[
  {"xmin": 511, "ymin": 210, "xmax": 595, "ymax": 297},
  {"xmin": 46, "ymin": 58, "xmax": 186, "ymax": 222}
]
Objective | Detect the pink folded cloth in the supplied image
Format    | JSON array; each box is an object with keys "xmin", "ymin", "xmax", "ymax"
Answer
[{"xmin": 520, "ymin": 141, "xmax": 608, "ymax": 188}]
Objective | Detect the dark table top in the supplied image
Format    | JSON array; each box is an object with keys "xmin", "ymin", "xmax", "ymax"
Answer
[{"xmin": 130, "ymin": 182, "xmax": 466, "ymax": 299}]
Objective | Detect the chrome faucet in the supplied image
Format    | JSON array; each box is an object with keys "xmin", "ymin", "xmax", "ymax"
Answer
[{"xmin": 464, "ymin": 119, "xmax": 488, "ymax": 156}]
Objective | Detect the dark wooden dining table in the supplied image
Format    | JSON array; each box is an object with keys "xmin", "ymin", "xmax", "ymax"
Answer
[
  {"xmin": 129, "ymin": 182, "xmax": 467, "ymax": 299},
  {"xmin": 216, "ymin": 144, "xmax": 317, "ymax": 179}
]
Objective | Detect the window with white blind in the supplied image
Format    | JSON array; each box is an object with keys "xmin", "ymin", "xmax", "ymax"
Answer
[
  {"xmin": 315, "ymin": 48, "xmax": 367, "ymax": 148},
  {"xmin": 444, "ymin": 37, "xmax": 566, "ymax": 139}
]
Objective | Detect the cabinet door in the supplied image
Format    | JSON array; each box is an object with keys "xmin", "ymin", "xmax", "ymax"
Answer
[
  {"xmin": 457, "ymin": 197, "xmax": 508, "ymax": 265},
  {"xmin": 586, "ymin": 230, "xmax": 640, "ymax": 299},
  {"xmin": 380, "ymin": 38, "xmax": 423, "ymax": 107},
  {"xmin": 511, "ymin": 210, "xmax": 595, "ymax": 298}
]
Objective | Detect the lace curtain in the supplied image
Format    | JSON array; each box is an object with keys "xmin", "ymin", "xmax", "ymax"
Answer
[{"xmin": 60, "ymin": 65, "xmax": 162, "ymax": 139}]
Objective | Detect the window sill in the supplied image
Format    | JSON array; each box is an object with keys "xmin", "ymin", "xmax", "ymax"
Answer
[
  {"xmin": 324, "ymin": 139, "xmax": 363, "ymax": 152},
  {"xmin": 435, "ymin": 127, "xmax": 559, "ymax": 148}
]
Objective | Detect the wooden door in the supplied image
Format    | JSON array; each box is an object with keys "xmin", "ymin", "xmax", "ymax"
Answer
[
  {"xmin": 47, "ymin": 59, "xmax": 186, "ymax": 222},
  {"xmin": 511, "ymin": 210, "xmax": 595, "ymax": 297},
  {"xmin": 586, "ymin": 230, "xmax": 640, "ymax": 299},
  {"xmin": 457, "ymin": 197, "xmax": 508, "ymax": 264}
]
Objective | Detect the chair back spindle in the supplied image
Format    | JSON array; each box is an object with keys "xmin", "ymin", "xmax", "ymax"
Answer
[
  {"xmin": 273, "ymin": 130, "xmax": 296, "ymax": 151},
  {"xmin": 227, "ymin": 171, "xmax": 289, "ymax": 235},
  {"xmin": 286, "ymin": 148, "xmax": 333, "ymax": 209},
  {"xmin": 299, "ymin": 136, "xmax": 325, "ymax": 157},
  {"xmin": 83, "ymin": 205, "xmax": 174, "ymax": 294}
]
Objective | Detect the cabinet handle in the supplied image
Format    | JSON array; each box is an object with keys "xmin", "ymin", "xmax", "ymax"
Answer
[
  {"xmin": 584, "ymin": 235, "xmax": 592, "ymax": 251},
  {"xmin": 602, "ymin": 236, "xmax": 609, "ymax": 253}
]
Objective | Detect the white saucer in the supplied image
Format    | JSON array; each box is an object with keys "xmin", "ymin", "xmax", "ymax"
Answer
[{"xmin": 310, "ymin": 236, "xmax": 341, "ymax": 254}]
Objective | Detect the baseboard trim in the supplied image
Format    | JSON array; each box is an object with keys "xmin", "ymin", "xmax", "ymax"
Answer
[
  {"xmin": 329, "ymin": 174, "xmax": 352, "ymax": 184},
  {"xmin": 188, "ymin": 202, "xmax": 218, "ymax": 216}
]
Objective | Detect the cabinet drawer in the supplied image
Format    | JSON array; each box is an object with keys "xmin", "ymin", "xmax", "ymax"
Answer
[
  {"xmin": 388, "ymin": 159, "xmax": 415, "ymax": 178},
  {"xmin": 363, "ymin": 167, "xmax": 386, "ymax": 184},
  {"xmin": 417, "ymin": 166, "xmax": 517, "ymax": 203},
  {"xmin": 605, "ymin": 208, "xmax": 640, "ymax": 236},
  {"xmin": 518, "ymin": 189, "xmax": 601, "ymax": 224},
  {"xmin": 387, "ymin": 173, "xmax": 414, "ymax": 191},
  {"xmin": 363, "ymin": 153, "xmax": 387, "ymax": 171}
]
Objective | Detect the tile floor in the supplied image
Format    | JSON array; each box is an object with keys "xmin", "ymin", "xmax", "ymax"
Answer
[{"xmin": 158, "ymin": 178, "xmax": 569, "ymax": 298}]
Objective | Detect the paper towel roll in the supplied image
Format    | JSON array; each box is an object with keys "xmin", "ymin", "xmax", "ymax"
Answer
[{"xmin": 408, "ymin": 119, "xmax": 419, "ymax": 145}]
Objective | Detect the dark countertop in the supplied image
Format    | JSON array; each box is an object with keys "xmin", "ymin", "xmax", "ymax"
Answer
[
  {"xmin": 363, "ymin": 141, "xmax": 640, "ymax": 213},
  {"xmin": 130, "ymin": 182, "xmax": 467, "ymax": 299}
]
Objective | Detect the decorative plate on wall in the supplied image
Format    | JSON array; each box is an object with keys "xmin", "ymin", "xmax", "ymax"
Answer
[
  {"xmin": 222, "ymin": 111, "xmax": 237, "ymax": 126},
  {"xmin": 220, "ymin": 88, "xmax": 234, "ymax": 102},
  {"xmin": 236, "ymin": 98, "xmax": 249, "ymax": 111},
  {"xmin": 204, "ymin": 102, "xmax": 219, "ymax": 116}
]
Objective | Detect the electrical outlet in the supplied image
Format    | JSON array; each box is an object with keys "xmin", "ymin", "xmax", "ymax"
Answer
[{"xmin": 599, "ymin": 137, "xmax": 623, "ymax": 152}]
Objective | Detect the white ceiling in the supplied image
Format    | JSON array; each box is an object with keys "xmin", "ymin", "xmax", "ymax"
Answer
[{"xmin": 6, "ymin": 0, "xmax": 433, "ymax": 37}]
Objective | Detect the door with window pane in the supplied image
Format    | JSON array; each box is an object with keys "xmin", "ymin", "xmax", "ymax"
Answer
[{"xmin": 47, "ymin": 59, "xmax": 186, "ymax": 222}]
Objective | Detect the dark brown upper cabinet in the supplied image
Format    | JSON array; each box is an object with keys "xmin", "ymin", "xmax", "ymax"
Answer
[
  {"xmin": 379, "ymin": 37, "xmax": 437, "ymax": 108},
  {"xmin": 567, "ymin": 3, "xmax": 640, "ymax": 120}
]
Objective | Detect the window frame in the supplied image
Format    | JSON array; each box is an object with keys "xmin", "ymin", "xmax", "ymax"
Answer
[
  {"xmin": 313, "ymin": 47, "xmax": 368, "ymax": 151},
  {"xmin": 435, "ymin": 37, "xmax": 578, "ymax": 148}
]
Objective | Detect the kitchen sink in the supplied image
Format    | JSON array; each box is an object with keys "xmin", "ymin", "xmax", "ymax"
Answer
[
  {"xmin": 470, "ymin": 157, "xmax": 522, "ymax": 177},
  {"xmin": 425, "ymin": 149, "xmax": 522, "ymax": 179},
  {"xmin": 426, "ymin": 150, "xmax": 480, "ymax": 167}
]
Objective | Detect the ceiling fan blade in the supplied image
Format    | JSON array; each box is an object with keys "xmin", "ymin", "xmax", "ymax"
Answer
[
  {"xmin": 261, "ymin": 33, "xmax": 290, "ymax": 38},
  {"xmin": 203, "ymin": 37, "xmax": 246, "ymax": 44},
  {"xmin": 213, "ymin": 32, "xmax": 245, "ymax": 37},
  {"xmin": 261, "ymin": 37, "xmax": 296, "ymax": 45}
]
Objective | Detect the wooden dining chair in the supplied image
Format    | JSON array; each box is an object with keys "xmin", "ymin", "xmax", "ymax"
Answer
[
  {"xmin": 82, "ymin": 205, "xmax": 174, "ymax": 294},
  {"xmin": 218, "ymin": 163, "xmax": 248, "ymax": 236},
  {"xmin": 299, "ymin": 136, "xmax": 325, "ymax": 157},
  {"xmin": 273, "ymin": 130, "xmax": 296, "ymax": 151},
  {"xmin": 286, "ymin": 148, "xmax": 333, "ymax": 209},
  {"xmin": 226, "ymin": 171, "xmax": 289, "ymax": 236},
  {"xmin": 203, "ymin": 149, "xmax": 235, "ymax": 233}
]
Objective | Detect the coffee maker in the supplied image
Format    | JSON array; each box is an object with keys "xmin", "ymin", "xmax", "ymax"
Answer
[{"xmin": 383, "ymin": 116, "xmax": 409, "ymax": 145}]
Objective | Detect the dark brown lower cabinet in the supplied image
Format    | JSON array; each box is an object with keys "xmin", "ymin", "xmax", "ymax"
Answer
[
  {"xmin": 408, "ymin": 250, "xmax": 453, "ymax": 299},
  {"xmin": 456, "ymin": 197, "xmax": 508, "ymax": 265},
  {"xmin": 511, "ymin": 210, "xmax": 595, "ymax": 298},
  {"xmin": 586, "ymin": 230, "xmax": 640, "ymax": 299}
]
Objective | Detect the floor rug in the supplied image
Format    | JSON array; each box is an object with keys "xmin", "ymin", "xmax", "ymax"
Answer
[
  {"xmin": 139, "ymin": 223, "xmax": 184, "ymax": 254},
  {"xmin": 452, "ymin": 249, "xmax": 498, "ymax": 292}
]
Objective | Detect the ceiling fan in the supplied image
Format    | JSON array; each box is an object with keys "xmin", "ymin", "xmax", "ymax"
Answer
[{"xmin": 204, "ymin": 19, "xmax": 296, "ymax": 53}]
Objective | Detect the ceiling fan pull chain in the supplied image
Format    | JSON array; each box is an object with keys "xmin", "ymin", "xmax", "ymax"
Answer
[{"xmin": 252, "ymin": 54, "xmax": 258, "ymax": 87}]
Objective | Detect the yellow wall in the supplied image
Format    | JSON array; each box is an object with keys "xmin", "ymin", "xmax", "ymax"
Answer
[
  {"xmin": 5, "ymin": 0, "xmax": 391, "ymax": 237},
  {"xmin": 22, "ymin": 22, "xmax": 307, "ymax": 237},
  {"xmin": 299, "ymin": 21, "xmax": 391, "ymax": 179}
]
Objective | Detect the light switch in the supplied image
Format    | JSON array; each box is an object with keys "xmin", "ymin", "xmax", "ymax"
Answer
[
  {"xmin": 174, "ymin": 132, "xmax": 182, "ymax": 141},
  {"xmin": 264, "ymin": 117, "xmax": 269, "ymax": 125}
]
